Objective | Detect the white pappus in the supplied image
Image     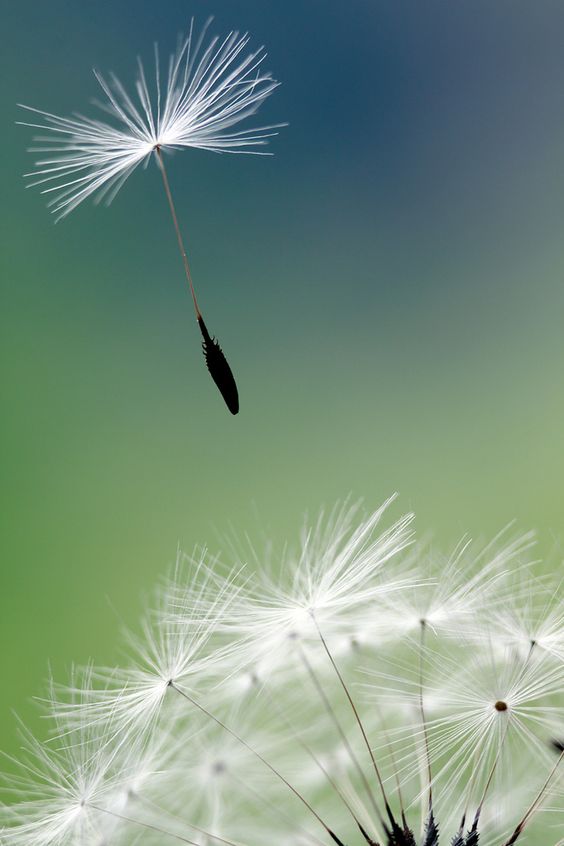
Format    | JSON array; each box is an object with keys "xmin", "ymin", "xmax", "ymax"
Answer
[{"xmin": 1, "ymin": 499, "xmax": 563, "ymax": 846}]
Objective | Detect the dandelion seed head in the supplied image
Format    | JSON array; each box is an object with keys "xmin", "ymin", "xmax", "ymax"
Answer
[
  {"xmin": 2, "ymin": 501, "xmax": 563, "ymax": 846},
  {"xmin": 18, "ymin": 19, "xmax": 284, "ymax": 220}
]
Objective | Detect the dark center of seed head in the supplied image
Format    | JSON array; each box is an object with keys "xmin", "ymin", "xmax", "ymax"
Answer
[{"xmin": 494, "ymin": 700, "xmax": 508, "ymax": 712}]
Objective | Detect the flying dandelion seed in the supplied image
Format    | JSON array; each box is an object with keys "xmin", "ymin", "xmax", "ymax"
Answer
[
  {"xmin": 18, "ymin": 19, "xmax": 285, "ymax": 414},
  {"xmin": 1, "ymin": 500, "xmax": 563, "ymax": 846}
]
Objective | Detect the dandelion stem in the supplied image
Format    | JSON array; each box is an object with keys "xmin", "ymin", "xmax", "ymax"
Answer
[
  {"xmin": 230, "ymin": 771, "xmax": 328, "ymax": 846},
  {"xmin": 265, "ymin": 684, "xmax": 380, "ymax": 843},
  {"xmin": 311, "ymin": 616, "xmax": 396, "ymax": 828},
  {"xmin": 155, "ymin": 146, "xmax": 201, "ymax": 320},
  {"xmin": 417, "ymin": 620, "xmax": 433, "ymax": 810},
  {"xmin": 135, "ymin": 794, "xmax": 244, "ymax": 846},
  {"xmin": 298, "ymin": 641, "xmax": 386, "ymax": 832},
  {"xmin": 261, "ymin": 683, "xmax": 376, "ymax": 840},
  {"xmin": 90, "ymin": 802, "xmax": 217, "ymax": 846},
  {"xmin": 501, "ymin": 748, "xmax": 564, "ymax": 845},
  {"xmin": 374, "ymin": 702, "xmax": 409, "ymax": 830},
  {"xmin": 155, "ymin": 145, "xmax": 240, "ymax": 414},
  {"xmin": 168, "ymin": 682, "xmax": 346, "ymax": 846}
]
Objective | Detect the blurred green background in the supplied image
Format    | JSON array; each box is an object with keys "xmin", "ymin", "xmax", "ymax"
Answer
[{"xmin": 1, "ymin": 0, "xmax": 564, "ymax": 755}]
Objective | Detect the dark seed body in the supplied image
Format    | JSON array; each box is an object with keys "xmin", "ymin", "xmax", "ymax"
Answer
[
  {"xmin": 198, "ymin": 316, "xmax": 239, "ymax": 415},
  {"xmin": 422, "ymin": 811, "xmax": 439, "ymax": 846}
]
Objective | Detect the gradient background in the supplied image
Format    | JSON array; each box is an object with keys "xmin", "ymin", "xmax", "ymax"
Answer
[{"xmin": 1, "ymin": 0, "xmax": 564, "ymax": 756}]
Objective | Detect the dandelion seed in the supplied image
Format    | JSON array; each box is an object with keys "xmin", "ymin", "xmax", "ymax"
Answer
[
  {"xmin": 199, "ymin": 497, "xmax": 417, "ymax": 679},
  {"xmin": 489, "ymin": 572, "xmax": 564, "ymax": 663},
  {"xmin": 18, "ymin": 19, "xmax": 285, "ymax": 414},
  {"xmin": 48, "ymin": 550, "xmax": 246, "ymax": 738},
  {"xmin": 367, "ymin": 527, "xmax": 535, "ymax": 643}
]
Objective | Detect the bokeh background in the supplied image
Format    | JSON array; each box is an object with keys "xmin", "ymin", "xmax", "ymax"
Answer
[{"xmin": 1, "ymin": 0, "xmax": 564, "ymax": 756}]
